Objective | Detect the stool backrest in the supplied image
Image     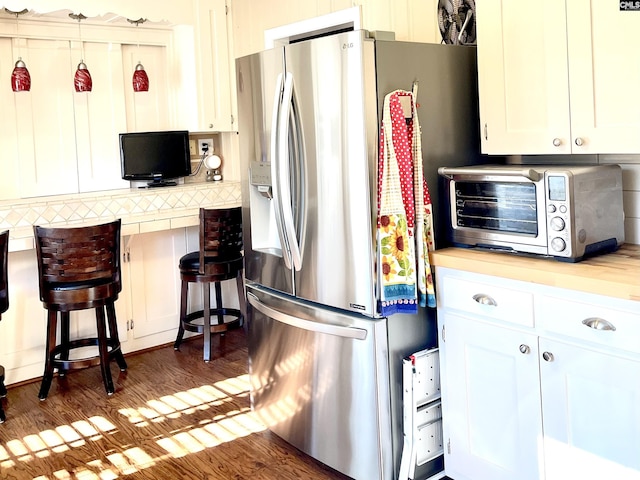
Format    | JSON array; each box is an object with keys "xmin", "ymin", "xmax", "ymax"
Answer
[
  {"xmin": 34, "ymin": 220, "xmax": 122, "ymax": 297},
  {"xmin": 0, "ymin": 230, "xmax": 8, "ymax": 316},
  {"xmin": 200, "ymin": 208, "xmax": 243, "ymax": 275}
]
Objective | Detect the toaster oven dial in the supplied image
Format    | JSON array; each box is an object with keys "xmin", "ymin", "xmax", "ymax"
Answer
[
  {"xmin": 551, "ymin": 237, "xmax": 566, "ymax": 252},
  {"xmin": 550, "ymin": 216, "xmax": 565, "ymax": 231}
]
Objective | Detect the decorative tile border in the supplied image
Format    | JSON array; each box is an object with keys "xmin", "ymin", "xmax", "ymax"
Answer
[{"xmin": 0, "ymin": 181, "xmax": 241, "ymax": 234}]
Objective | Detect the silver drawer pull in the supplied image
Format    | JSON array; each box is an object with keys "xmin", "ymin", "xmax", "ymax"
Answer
[
  {"xmin": 582, "ymin": 317, "xmax": 616, "ymax": 331},
  {"xmin": 472, "ymin": 293, "xmax": 497, "ymax": 306}
]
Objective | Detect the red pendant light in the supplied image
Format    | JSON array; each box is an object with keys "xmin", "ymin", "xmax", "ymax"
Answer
[
  {"xmin": 6, "ymin": 8, "xmax": 31, "ymax": 92},
  {"xmin": 74, "ymin": 61, "xmax": 92, "ymax": 92},
  {"xmin": 70, "ymin": 13, "xmax": 92, "ymax": 92},
  {"xmin": 133, "ymin": 62, "xmax": 149, "ymax": 92},
  {"xmin": 11, "ymin": 58, "xmax": 31, "ymax": 92},
  {"xmin": 128, "ymin": 18, "xmax": 149, "ymax": 92}
]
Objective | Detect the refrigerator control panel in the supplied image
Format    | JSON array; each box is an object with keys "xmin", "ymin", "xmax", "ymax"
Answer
[{"xmin": 250, "ymin": 161, "xmax": 272, "ymax": 186}]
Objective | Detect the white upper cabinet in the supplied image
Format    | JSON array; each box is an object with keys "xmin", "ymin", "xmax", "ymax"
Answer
[
  {"xmin": 477, "ymin": 0, "xmax": 640, "ymax": 155},
  {"xmin": 121, "ymin": 43, "xmax": 172, "ymax": 133},
  {"xmin": 192, "ymin": 0, "xmax": 237, "ymax": 132},
  {"xmin": 14, "ymin": 38, "xmax": 79, "ymax": 197},
  {"xmin": 0, "ymin": 17, "xmax": 179, "ymax": 199},
  {"xmin": 74, "ymin": 41, "xmax": 129, "ymax": 193}
]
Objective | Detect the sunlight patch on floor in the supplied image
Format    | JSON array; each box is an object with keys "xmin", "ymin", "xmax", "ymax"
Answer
[{"xmin": 0, "ymin": 374, "xmax": 266, "ymax": 479}]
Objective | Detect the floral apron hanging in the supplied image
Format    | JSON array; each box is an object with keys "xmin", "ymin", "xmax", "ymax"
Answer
[{"xmin": 377, "ymin": 86, "xmax": 436, "ymax": 316}]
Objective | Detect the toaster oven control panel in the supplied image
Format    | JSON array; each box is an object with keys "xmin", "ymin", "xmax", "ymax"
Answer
[{"xmin": 546, "ymin": 175, "xmax": 570, "ymax": 256}]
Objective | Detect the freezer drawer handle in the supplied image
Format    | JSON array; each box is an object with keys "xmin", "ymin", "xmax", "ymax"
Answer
[{"xmin": 247, "ymin": 293, "xmax": 368, "ymax": 340}]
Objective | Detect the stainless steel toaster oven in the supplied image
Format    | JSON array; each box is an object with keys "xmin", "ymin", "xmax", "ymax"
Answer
[{"xmin": 438, "ymin": 164, "xmax": 625, "ymax": 261}]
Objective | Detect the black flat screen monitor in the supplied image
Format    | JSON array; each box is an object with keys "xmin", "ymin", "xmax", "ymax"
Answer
[{"xmin": 119, "ymin": 130, "xmax": 191, "ymax": 187}]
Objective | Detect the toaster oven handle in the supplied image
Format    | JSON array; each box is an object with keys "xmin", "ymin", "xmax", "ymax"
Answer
[{"xmin": 438, "ymin": 166, "xmax": 542, "ymax": 182}]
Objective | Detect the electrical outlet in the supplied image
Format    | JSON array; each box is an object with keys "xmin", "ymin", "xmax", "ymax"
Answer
[
  {"xmin": 198, "ymin": 138, "xmax": 214, "ymax": 154},
  {"xmin": 189, "ymin": 140, "xmax": 197, "ymax": 156}
]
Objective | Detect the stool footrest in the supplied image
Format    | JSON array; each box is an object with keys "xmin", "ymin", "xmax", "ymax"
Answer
[
  {"xmin": 181, "ymin": 308, "xmax": 243, "ymax": 334},
  {"xmin": 51, "ymin": 338, "xmax": 123, "ymax": 372}
]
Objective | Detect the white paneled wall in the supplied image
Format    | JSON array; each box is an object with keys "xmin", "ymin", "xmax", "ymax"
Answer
[{"xmin": 230, "ymin": 0, "xmax": 440, "ymax": 58}]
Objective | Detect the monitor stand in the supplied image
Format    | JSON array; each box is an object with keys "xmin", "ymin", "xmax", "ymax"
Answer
[{"xmin": 140, "ymin": 180, "xmax": 177, "ymax": 189}]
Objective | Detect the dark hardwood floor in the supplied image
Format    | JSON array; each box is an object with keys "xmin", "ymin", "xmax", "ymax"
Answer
[{"xmin": 0, "ymin": 329, "xmax": 351, "ymax": 479}]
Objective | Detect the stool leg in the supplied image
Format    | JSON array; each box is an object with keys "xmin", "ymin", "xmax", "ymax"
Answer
[
  {"xmin": 58, "ymin": 311, "xmax": 71, "ymax": 377},
  {"xmin": 96, "ymin": 306, "xmax": 115, "ymax": 395},
  {"xmin": 203, "ymin": 281, "xmax": 211, "ymax": 363},
  {"xmin": 214, "ymin": 282, "xmax": 224, "ymax": 326},
  {"xmin": 0, "ymin": 364, "xmax": 6, "ymax": 397},
  {"xmin": 0, "ymin": 365, "xmax": 5, "ymax": 423},
  {"xmin": 39, "ymin": 310, "xmax": 58, "ymax": 401},
  {"xmin": 106, "ymin": 302, "xmax": 127, "ymax": 371},
  {"xmin": 174, "ymin": 279, "xmax": 188, "ymax": 351}
]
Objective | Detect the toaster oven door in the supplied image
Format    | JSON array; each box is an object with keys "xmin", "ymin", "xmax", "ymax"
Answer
[{"xmin": 448, "ymin": 178, "xmax": 549, "ymax": 253}]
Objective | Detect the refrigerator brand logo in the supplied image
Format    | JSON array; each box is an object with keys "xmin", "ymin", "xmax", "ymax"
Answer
[
  {"xmin": 620, "ymin": 1, "xmax": 640, "ymax": 9},
  {"xmin": 350, "ymin": 303, "xmax": 365, "ymax": 311},
  {"xmin": 342, "ymin": 42, "xmax": 354, "ymax": 49}
]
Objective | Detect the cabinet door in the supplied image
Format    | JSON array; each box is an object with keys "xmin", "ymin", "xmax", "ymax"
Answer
[
  {"xmin": 565, "ymin": 0, "xmax": 640, "ymax": 154},
  {"xmin": 15, "ymin": 39, "xmax": 79, "ymax": 197},
  {"xmin": 540, "ymin": 338, "xmax": 640, "ymax": 480},
  {"xmin": 74, "ymin": 41, "xmax": 129, "ymax": 193},
  {"xmin": 128, "ymin": 229, "xmax": 186, "ymax": 347},
  {"xmin": 122, "ymin": 44, "xmax": 171, "ymax": 132},
  {"xmin": 440, "ymin": 312, "xmax": 542, "ymax": 480},
  {"xmin": 194, "ymin": 0, "xmax": 236, "ymax": 132},
  {"xmin": 0, "ymin": 250, "xmax": 47, "ymax": 384},
  {"xmin": 476, "ymin": 0, "xmax": 572, "ymax": 154},
  {"xmin": 0, "ymin": 38, "xmax": 21, "ymax": 201}
]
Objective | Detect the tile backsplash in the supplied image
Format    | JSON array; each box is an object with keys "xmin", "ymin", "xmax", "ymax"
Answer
[{"xmin": 0, "ymin": 182, "xmax": 241, "ymax": 245}]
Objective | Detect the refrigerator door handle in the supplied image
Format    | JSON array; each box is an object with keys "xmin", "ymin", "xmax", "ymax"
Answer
[
  {"xmin": 247, "ymin": 292, "xmax": 368, "ymax": 340},
  {"xmin": 277, "ymin": 72, "xmax": 303, "ymax": 271},
  {"xmin": 270, "ymin": 72, "xmax": 292, "ymax": 269}
]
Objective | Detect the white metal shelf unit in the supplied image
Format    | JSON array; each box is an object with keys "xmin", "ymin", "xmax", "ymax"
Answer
[{"xmin": 399, "ymin": 347, "xmax": 446, "ymax": 480}]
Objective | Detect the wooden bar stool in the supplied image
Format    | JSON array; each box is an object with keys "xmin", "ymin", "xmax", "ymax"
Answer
[
  {"xmin": 34, "ymin": 220, "xmax": 127, "ymax": 400},
  {"xmin": 0, "ymin": 230, "xmax": 9, "ymax": 423},
  {"xmin": 174, "ymin": 207, "xmax": 245, "ymax": 362}
]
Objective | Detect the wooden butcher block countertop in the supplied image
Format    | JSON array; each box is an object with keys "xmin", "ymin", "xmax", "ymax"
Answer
[{"xmin": 431, "ymin": 244, "xmax": 640, "ymax": 302}]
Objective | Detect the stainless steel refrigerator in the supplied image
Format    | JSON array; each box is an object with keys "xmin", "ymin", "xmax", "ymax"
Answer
[{"xmin": 236, "ymin": 30, "xmax": 481, "ymax": 480}]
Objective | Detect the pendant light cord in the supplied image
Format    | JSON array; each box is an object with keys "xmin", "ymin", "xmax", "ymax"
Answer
[
  {"xmin": 5, "ymin": 8, "xmax": 28, "ymax": 61},
  {"xmin": 69, "ymin": 13, "xmax": 87, "ymax": 62}
]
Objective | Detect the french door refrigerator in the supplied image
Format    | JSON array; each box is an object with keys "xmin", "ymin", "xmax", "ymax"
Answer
[{"xmin": 236, "ymin": 30, "xmax": 480, "ymax": 480}]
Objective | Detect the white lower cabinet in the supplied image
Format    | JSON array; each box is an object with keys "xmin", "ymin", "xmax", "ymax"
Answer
[
  {"xmin": 437, "ymin": 267, "xmax": 640, "ymax": 480},
  {"xmin": 539, "ymin": 339, "xmax": 640, "ymax": 480},
  {"xmin": 440, "ymin": 313, "xmax": 542, "ymax": 480},
  {"xmin": 124, "ymin": 229, "xmax": 187, "ymax": 351}
]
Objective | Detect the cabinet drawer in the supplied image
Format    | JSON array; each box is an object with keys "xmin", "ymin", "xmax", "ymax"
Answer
[
  {"xmin": 537, "ymin": 295, "xmax": 640, "ymax": 354},
  {"xmin": 437, "ymin": 270, "xmax": 534, "ymax": 327}
]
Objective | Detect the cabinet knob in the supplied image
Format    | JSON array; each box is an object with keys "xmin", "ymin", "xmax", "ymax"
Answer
[
  {"xmin": 519, "ymin": 344, "xmax": 531, "ymax": 355},
  {"xmin": 574, "ymin": 137, "xmax": 584, "ymax": 146},
  {"xmin": 542, "ymin": 351, "xmax": 554, "ymax": 362},
  {"xmin": 208, "ymin": 123, "xmax": 214, "ymax": 129},
  {"xmin": 582, "ymin": 317, "xmax": 616, "ymax": 331},
  {"xmin": 472, "ymin": 293, "xmax": 497, "ymax": 306},
  {"xmin": 552, "ymin": 138, "xmax": 561, "ymax": 147}
]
